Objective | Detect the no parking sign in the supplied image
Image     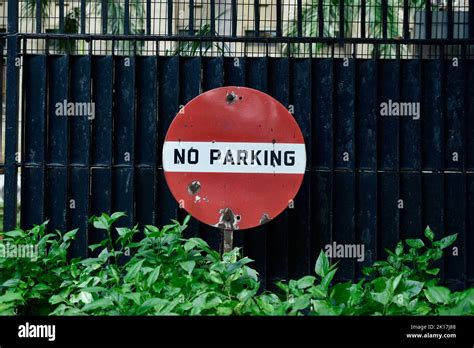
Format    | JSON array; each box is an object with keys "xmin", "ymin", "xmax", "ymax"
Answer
[{"xmin": 163, "ymin": 86, "xmax": 306, "ymax": 231}]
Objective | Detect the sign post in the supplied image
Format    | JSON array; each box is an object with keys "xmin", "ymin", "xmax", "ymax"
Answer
[
  {"xmin": 162, "ymin": 86, "xmax": 306, "ymax": 253},
  {"xmin": 222, "ymin": 229, "xmax": 233, "ymax": 253}
]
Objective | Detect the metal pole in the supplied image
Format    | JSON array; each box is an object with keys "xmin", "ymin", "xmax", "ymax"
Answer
[
  {"xmin": 4, "ymin": 0, "xmax": 20, "ymax": 231},
  {"xmin": 222, "ymin": 229, "xmax": 234, "ymax": 253}
]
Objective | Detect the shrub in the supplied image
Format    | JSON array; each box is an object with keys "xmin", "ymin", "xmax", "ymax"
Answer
[{"xmin": 0, "ymin": 215, "xmax": 473, "ymax": 316}]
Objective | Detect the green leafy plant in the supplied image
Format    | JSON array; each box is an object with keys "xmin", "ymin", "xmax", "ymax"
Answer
[
  {"xmin": 0, "ymin": 222, "xmax": 78, "ymax": 315},
  {"xmin": 1, "ymin": 217, "xmax": 473, "ymax": 316}
]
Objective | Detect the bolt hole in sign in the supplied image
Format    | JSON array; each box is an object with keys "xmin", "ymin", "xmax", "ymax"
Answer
[{"xmin": 163, "ymin": 86, "xmax": 306, "ymax": 230}]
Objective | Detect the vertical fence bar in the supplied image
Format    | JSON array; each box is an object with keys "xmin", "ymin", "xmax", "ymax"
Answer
[
  {"xmin": 167, "ymin": 0, "xmax": 173, "ymax": 36},
  {"xmin": 80, "ymin": 0, "xmax": 86, "ymax": 34},
  {"xmin": 210, "ymin": 0, "xmax": 216, "ymax": 35},
  {"xmin": 297, "ymin": 0, "xmax": 303, "ymax": 37},
  {"xmin": 178, "ymin": 57, "xmax": 201, "ymax": 237},
  {"xmin": 124, "ymin": 0, "xmax": 130, "ymax": 35},
  {"xmin": 381, "ymin": 0, "xmax": 388, "ymax": 39},
  {"xmin": 339, "ymin": 0, "xmax": 345, "ymax": 38},
  {"xmin": 146, "ymin": 0, "xmax": 151, "ymax": 35},
  {"xmin": 157, "ymin": 57, "xmax": 179, "ymax": 227},
  {"xmin": 470, "ymin": 0, "xmax": 474, "ymax": 38},
  {"xmin": 422, "ymin": 60, "xmax": 443, "ymax": 171},
  {"xmin": 35, "ymin": 0, "xmax": 41, "ymax": 33},
  {"xmin": 254, "ymin": 0, "xmax": 260, "ymax": 37},
  {"xmin": 22, "ymin": 55, "xmax": 47, "ymax": 228},
  {"xmin": 275, "ymin": 0, "xmax": 282, "ymax": 37},
  {"xmin": 68, "ymin": 56, "xmax": 92, "ymax": 257},
  {"xmin": 135, "ymin": 56, "xmax": 158, "ymax": 227},
  {"xmin": 46, "ymin": 56, "xmax": 69, "ymax": 233},
  {"xmin": 189, "ymin": 0, "xmax": 195, "ymax": 35},
  {"xmin": 59, "ymin": 0, "xmax": 65, "ymax": 32},
  {"xmin": 112, "ymin": 56, "xmax": 135, "ymax": 229},
  {"xmin": 102, "ymin": 0, "xmax": 108, "ymax": 34},
  {"xmin": 289, "ymin": 59, "xmax": 312, "ymax": 279},
  {"xmin": 266, "ymin": 58, "xmax": 290, "ymax": 287},
  {"xmin": 245, "ymin": 57, "xmax": 268, "ymax": 287},
  {"xmin": 0, "ymin": 38, "xmax": 3, "ymax": 164},
  {"xmin": 403, "ymin": 0, "xmax": 409, "ymax": 39},
  {"xmin": 317, "ymin": 0, "xmax": 323, "ymax": 37},
  {"xmin": 90, "ymin": 56, "xmax": 114, "ymax": 252},
  {"xmin": 361, "ymin": 0, "xmax": 366, "ymax": 38},
  {"xmin": 447, "ymin": 0, "xmax": 453, "ymax": 39},
  {"xmin": 425, "ymin": 0, "xmax": 431, "ymax": 39},
  {"xmin": 231, "ymin": 0, "xmax": 237, "ymax": 37},
  {"xmin": 4, "ymin": 0, "xmax": 19, "ymax": 230}
]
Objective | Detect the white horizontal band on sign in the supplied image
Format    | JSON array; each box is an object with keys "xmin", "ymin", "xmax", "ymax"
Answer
[{"xmin": 163, "ymin": 141, "xmax": 306, "ymax": 174}]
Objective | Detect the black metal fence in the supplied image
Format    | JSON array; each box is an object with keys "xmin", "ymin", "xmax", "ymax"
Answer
[
  {"xmin": 0, "ymin": 0, "xmax": 473, "ymax": 56},
  {"xmin": 1, "ymin": 1, "xmax": 474, "ymax": 290}
]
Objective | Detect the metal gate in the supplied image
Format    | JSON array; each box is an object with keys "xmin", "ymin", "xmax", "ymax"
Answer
[{"xmin": 1, "ymin": 0, "xmax": 474, "ymax": 290}]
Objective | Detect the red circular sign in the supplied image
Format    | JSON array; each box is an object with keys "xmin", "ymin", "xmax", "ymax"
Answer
[{"xmin": 163, "ymin": 86, "xmax": 306, "ymax": 230}]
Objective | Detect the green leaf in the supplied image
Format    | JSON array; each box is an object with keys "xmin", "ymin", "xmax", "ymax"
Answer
[
  {"xmin": 395, "ymin": 242, "xmax": 403, "ymax": 256},
  {"xmin": 425, "ymin": 268, "xmax": 440, "ymax": 275},
  {"xmin": 116, "ymin": 227, "xmax": 130, "ymax": 237},
  {"xmin": 63, "ymin": 229, "xmax": 78, "ymax": 242},
  {"xmin": 297, "ymin": 276, "xmax": 316, "ymax": 289},
  {"xmin": 147, "ymin": 266, "xmax": 162, "ymax": 287},
  {"xmin": 311, "ymin": 299, "xmax": 342, "ymax": 315},
  {"xmin": 406, "ymin": 239, "xmax": 425, "ymax": 249},
  {"xmin": 110, "ymin": 212, "xmax": 127, "ymax": 221},
  {"xmin": 184, "ymin": 238, "xmax": 210, "ymax": 252},
  {"xmin": 424, "ymin": 226, "xmax": 435, "ymax": 241},
  {"xmin": 315, "ymin": 250, "xmax": 329, "ymax": 277},
  {"xmin": 125, "ymin": 259, "xmax": 145, "ymax": 281},
  {"xmin": 391, "ymin": 274, "xmax": 403, "ymax": 292},
  {"xmin": 435, "ymin": 234, "xmax": 458, "ymax": 250},
  {"xmin": 321, "ymin": 269, "xmax": 337, "ymax": 290},
  {"xmin": 144, "ymin": 225, "xmax": 160, "ymax": 236},
  {"xmin": 2, "ymin": 230, "xmax": 25, "ymax": 238},
  {"xmin": 330, "ymin": 282, "xmax": 351, "ymax": 304},
  {"xmin": 424, "ymin": 286, "xmax": 451, "ymax": 304},
  {"xmin": 77, "ymin": 291, "xmax": 93, "ymax": 304},
  {"xmin": 179, "ymin": 261, "xmax": 196, "ymax": 275},
  {"xmin": 182, "ymin": 215, "xmax": 191, "ymax": 227},
  {"xmin": 400, "ymin": 280, "xmax": 424, "ymax": 299},
  {"xmin": 0, "ymin": 292, "xmax": 23, "ymax": 302},
  {"xmin": 371, "ymin": 289, "xmax": 391, "ymax": 305},
  {"xmin": 82, "ymin": 298, "xmax": 114, "ymax": 312},
  {"xmin": 308, "ymin": 285, "xmax": 327, "ymax": 299},
  {"xmin": 1, "ymin": 279, "xmax": 21, "ymax": 288}
]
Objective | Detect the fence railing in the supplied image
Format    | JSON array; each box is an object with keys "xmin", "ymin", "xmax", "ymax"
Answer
[{"xmin": 0, "ymin": 0, "xmax": 471, "ymax": 57}]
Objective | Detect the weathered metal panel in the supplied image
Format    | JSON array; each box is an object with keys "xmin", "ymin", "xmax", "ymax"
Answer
[
  {"xmin": 333, "ymin": 171, "xmax": 356, "ymax": 282},
  {"xmin": 266, "ymin": 58, "xmax": 290, "ymax": 286},
  {"xmin": 356, "ymin": 171, "xmax": 377, "ymax": 279},
  {"xmin": 244, "ymin": 57, "xmax": 269, "ymax": 288},
  {"xmin": 378, "ymin": 61, "xmax": 400, "ymax": 171},
  {"xmin": 356, "ymin": 60, "xmax": 377, "ymax": 171},
  {"xmin": 21, "ymin": 55, "xmax": 46, "ymax": 228},
  {"xmin": 422, "ymin": 60, "xmax": 444, "ymax": 171},
  {"xmin": 157, "ymin": 57, "xmax": 179, "ymax": 227},
  {"xmin": 400, "ymin": 60, "xmax": 422, "ymax": 171},
  {"xmin": 288, "ymin": 58, "xmax": 312, "ymax": 279}
]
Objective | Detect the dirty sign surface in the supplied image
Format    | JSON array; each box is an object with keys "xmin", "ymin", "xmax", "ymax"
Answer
[{"xmin": 163, "ymin": 86, "xmax": 306, "ymax": 230}]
